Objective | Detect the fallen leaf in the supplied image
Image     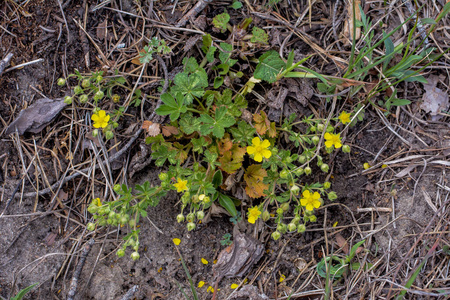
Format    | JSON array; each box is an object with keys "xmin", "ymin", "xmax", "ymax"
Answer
[
  {"xmin": 420, "ymin": 75, "xmax": 449, "ymax": 121},
  {"xmin": 253, "ymin": 111, "xmax": 270, "ymax": 135},
  {"xmin": 161, "ymin": 125, "xmax": 179, "ymax": 137},
  {"xmin": 335, "ymin": 233, "xmax": 349, "ymax": 255},
  {"xmin": 96, "ymin": 19, "xmax": 107, "ymax": 40},
  {"xmin": 5, "ymin": 97, "xmax": 67, "ymax": 135},
  {"xmin": 142, "ymin": 120, "xmax": 161, "ymax": 136},
  {"xmin": 244, "ymin": 165, "xmax": 269, "ymax": 198}
]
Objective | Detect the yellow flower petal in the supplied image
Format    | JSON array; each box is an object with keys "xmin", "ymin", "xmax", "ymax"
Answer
[
  {"xmin": 261, "ymin": 149, "xmax": 272, "ymax": 159},
  {"xmin": 247, "ymin": 146, "xmax": 256, "ymax": 155},
  {"xmin": 201, "ymin": 258, "xmax": 209, "ymax": 265},
  {"xmin": 261, "ymin": 139, "xmax": 271, "ymax": 148},
  {"xmin": 172, "ymin": 238, "xmax": 181, "ymax": 246},
  {"xmin": 279, "ymin": 274, "xmax": 286, "ymax": 283},
  {"xmin": 251, "ymin": 137, "xmax": 261, "ymax": 146},
  {"xmin": 91, "ymin": 114, "xmax": 99, "ymax": 122},
  {"xmin": 231, "ymin": 284, "xmax": 239, "ymax": 289},
  {"xmin": 254, "ymin": 153, "xmax": 263, "ymax": 162},
  {"xmin": 198, "ymin": 281, "xmax": 205, "ymax": 288},
  {"xmin": 207, "ymin": 286, "xmax": 214, "ymax": 293}
]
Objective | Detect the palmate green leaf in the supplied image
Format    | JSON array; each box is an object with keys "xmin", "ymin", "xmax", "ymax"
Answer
[
  {"xmin": 199, "ymin": 106, "xmax": 236, "ymax": 138},
  {"xmin": 254, "ymin": 50, "xmax": 286, "ymax": 83},
  {"xmin": 219, "ymin": 43, "xmax": 237, "ymax": 67},
  {"xmin": 179, "ymin": 113, "xmax": 201, "ymax": 134},
  {"xmin": 155, "ymin": 93, "xmax": 187, "ymax": 121},
  {"xmin": 251, "ymin": 27, "xmax": 268, "ymax": 44},
  {"xmin": 213, "ymin": 12, "xmax": 230, "ymax": 32},
  {"xmin": 171, "ymin": 71, "xmax": 208, "ymax": 105},
  {"xmin": 230, "ymin": 121, "xmax": 256, "ymax": 144}
]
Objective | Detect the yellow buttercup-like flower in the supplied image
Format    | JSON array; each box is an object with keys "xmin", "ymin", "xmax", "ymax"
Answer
[
  {"xmin": 300, "ymin": 190, "xmax": 321, "ymax": 211},
  {"xmin": 324, "ymin": 132, "xmax": 342, "ymax": 149},
  {"xmin": 247, "ymin": 206, "xmax": 261, "ymax": 224},
  {"xmin": 338, "ymin": 111, "xmax": 351, "ymax": 124},
  {"xmin": 247, "ymin": 137, "xmax": 272, "ymax": 162},
  {"xmin": 173, "ymin": 178, "xmax": 188, "ymax": 192},
  {"xmin": 91, "ymin": 110, "xmax": 110, "ymax": 128},
  {"xmin": 172, "ymin": 238, "xmax": 181, "ymax": 246}
]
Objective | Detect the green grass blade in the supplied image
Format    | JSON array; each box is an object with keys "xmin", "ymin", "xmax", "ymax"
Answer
[
  {"xmin": 395, "ymin": 258, "xmax": 427, "ymax": 300},
  {"xmin": 10, "ymin": 283, "xmax": 38, "ymax": 300},
  {"xmin": 175, "ymin": 247, "xmax": 199, "ymax": 300}
]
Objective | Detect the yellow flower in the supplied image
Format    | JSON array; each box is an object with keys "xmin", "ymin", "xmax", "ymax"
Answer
[
  {"xmin": 91, "ymin": 110, "xmax": 110, "ymax": 128},
  {"xmin": 247, "ymin": 137, "xmax": 272, "ymax": 162},
  {"xmin": 207, "ymin": 286, "xmax": 214, "ymax": 293},
  {"xmin": 324, "ymin": 132, "xmax": 342, "ymax": 149},
  {"xmin": 172, "ymin": 238, "xmax": 181, "ymax": 246},
  {"xmin": 173, "ymin": 178, "xmax": 188, "ymax": 192},
  {"xmin": 279, "ymin": 274, "xmax": 286, "ymax": 283},
  {"xmin": 201, "ymin": 258, "xmax": 209, "ymax": 265},
  {"xmin": 363, "ymin": 163, "xmax": 371, "ymax": 170},
  {"xmin": 198, "ymin": 281, "xmax": 205, "ymax": 288},
  {"xmin": 230, "ymin": 283, "xmax": 239, "ymax": 289},
  {"xmin": 300, "ymin": 190, "xmax": 321, "ymax": 211},
  {"xmin": 247, "ymin": 206, "xmax": 261, "ymax": 224},
  {"xmin": 338, "ymin": 111, "xmax": 351, "ymax": 124}
]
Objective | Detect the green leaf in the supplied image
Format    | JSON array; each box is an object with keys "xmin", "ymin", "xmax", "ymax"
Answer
[
  {"xmin": 199, "ymin": 107, "xmax": 236, "ymax": 138},
  {"xmin": 155, "ymin": 93, "xmax": 187, "ymax": 121},
  {"xmin": 390, "ymin": 98, "xmax": 411, "ymax": 106},
  {"xmin": 230, "ymin": 1, "xmax": 242, "ymax": 9},
  {"xmin": 11, "ymin": 283, "xmax": 38, "ymax": 300},
  {"xmin": 254, "ymin": 50, "xmax": 286, "ymax": 83},
  {"xmin": 206, "ymin": 46, "xmax": 217, "ymax": 63},
  {"xmin": 230, "ymin": 121, "xmax": 256, "ymax": 144},
  {"xmin": 383, "ymin": 32, "xmax": 394, "ymax": 70},
  {"xmin": 346, "ymin": 239, "xmax": 366, "ymax": 262},
  {"xmin": 213, "ymin": 12, "xmax": 230, "ymax": 32},
  {"xmin": 183, "ymin": 57, "xmax": 199, "ymax": 73},
  {"xmin": 172, "ymin": 72, "xmax": 208, "ymax": 105},
  {"xmin": 212, "ymin": 170, "xmax": 223, "ymax": 187},
  {"xmin": 192, "ymin": 137, "xmax": 209, "ymax": 153},
  {"xmin": 214, "ymin": 76, "xmax": 224, "ymax": 89},
  {"xmin": 204, "ymin": 149, "xmax": 219, "ymax": 169},
  {"xmin": 286, "ymin": 50, "xmax": 295, "ymax": 69},
  {"xmin": 202, "ymin": 34, "xmax": 213, "ymax": 54},
  {"xmin": 316, "ymin": 256, "xmax": 346, "ymax": 279},
  {"xmin": 251, "ymin": 27, "xmax": 268, "ymax": 44},
  {"xmin": 218, "ymin": 193, "xmax": 237, "ymax": 217},
  {"xmin": 420, "ymin": 18, "xmax": 436, "ymax": 25},
  {"xmin": 219, "ymin": 43, "xmax": 237, "ymax": 66}
]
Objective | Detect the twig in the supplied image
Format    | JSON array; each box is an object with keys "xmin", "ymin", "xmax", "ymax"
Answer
[
  {"xmin": 119, "ymin": 285, "xmax": 139, "ymax": 300},
  {"xmin": 67, "ymin": 239, "xmax": 95, "ymax": 300},
  {"xmin": 57, "ymin": 0, "xmax": 71, "ymax": 43},
  {"xmin": 9, "ymin": 129, "xmax": 143, "ymax": 198},
  {"xmin": 176, "ymin": 0, "xmax": 214, "ymax": 27},
  {"xmin": 0, "ymin": 53, "xmax": 13, "ymax": 76},
  {"xmin": 3, "ymin": 58, "xmax": 44, "ymax": 73}
]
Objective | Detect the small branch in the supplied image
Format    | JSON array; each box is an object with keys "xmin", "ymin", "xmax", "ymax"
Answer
[
  {"xmin": 176, "ymin": 0, "xmax": 213, "ymax": 27},
  {"xmin": 67, "ymin": 239, "xmax": 95, "ymax": 300}
]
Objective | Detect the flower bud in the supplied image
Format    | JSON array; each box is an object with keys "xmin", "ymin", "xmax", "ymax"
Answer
[
  {"xmin": 272, "ymin": 231, "xmax": 281, "ymax": 240},
  {"xmin": 186, "ymin": 213, "xmax": 195, "ymax": 223},
  {"xmin": 261, "ymin": 210, "xmax": 270, "ymax": 221},
  {"xmin": 73, "ymin": 85, "xmax": 83, "ymax": 94},
  {"xmin": 298, "ymin": 155, "xmax": 307, "ymax": 164},
  {"xmin": 187, "ymin": 222, "xmax": 196, "ymax": 231},
  {"xmin": 113, "ymin": 184, "xmax": 121, "ymax": 193},
  {"xmin": 290, "ymin": 185, "xmax": 300, "ymax": 195},
  {"xmin": 317, "ymin": 124, "xmax": 324, "ymax": 132},
  {"xmin": 112, "ymin": 94, "xmax": 120, "ymax": 103},
  {"xmin": 131, "ymin": 251, "xmax": 140, "ymax": 261},
  {"xmin": 197, "ymin": 211, "xmax": 205, "ymax": 220},
  {"xmin": 203, "ymin": 196, "xmax": 210, "ymax": 203},
  {"xmin": 57, "ymin": 78, "xmax": 66, "ymax": 86},
  {"xmin": 108, "ymin": 211, "xmax": 116, "ymax": 219},
  {"xmin": 294, "ymin": 168, "xmax": 304, "ymax": 176},
  {"xmin": 159, "ymin": 172, "xmax": 168, "ymax": 181},
  {"xmin": 293, "ymin": 215, "xmax": 301, "ymax": 224},
  {"xmin": 94, "ymin": 90, "xmax": 104, "ymax": 100},
  {"xmin": 87, "ymin": 222, "xmax": 96, "ymax": 231},
  {"xmin": 304, "ymin": 166, "xmax": 312, "ymax": 175},
  {"xmin": 79, "ymin": 94, "xmax": 88, "ymax": 103},
  {"xmin": 88, "ymin": 205, "xmax": 98, "ymax": 214},
  {"xmin": 327, "ymin": 191, "xmax": 338, "ymax": 201},
  {"xmin": 297, "ymin": 224, "xmax": 306, "ymax": 233},
  {"xmin": 320, "ymin": 164, "xmax": 329, "ymax": 173},
  {"xmin": 98, "ymin": 218, "xmax": 107, "ymax": 226},
  {"xmin": 64, "ymin": 96, "xmax": 72, "ymax": 104},
  {"xmin": 277, "ymin": 223, "xmax": 287, "ymax": 234},
  {"xmin": 105, "ymin": 131, "xmax": 114, "ymax": 140},
  {"xmin": 280, "ymin": 203, "xmax": 290, "ymax": 212},
  {"xmin": 312, "ymin": 136, "xmax": 320, "ymax": 145},
  {"xmin": 326, "ymin": 125, "xmax": 334, "ymax": 132},
  {"xmin": 279, "ymin": 169, "xmax": 289, "ymax": 179},
  {"xmin": 342, "ymin": 145, "xmax": 351, "ymax": 153},
  {"xmin": 309, "ymin": 215, "xmax": 317, "ymax": 222},
  {"xmin": 120, "ymin": 215, "xmax": 129, "ymax": 225},
  {"xmin": 92, "ymin": 129, "xmax": 99, "ymax": 137},
  {"xmin": 288, "ymin": 223, "xmax": 297, "ymax": 232},
  {"xmin": 177, "ymin": 214, "xmax": 185, "ymax": 223},
  {"xmin": 81, "ymin": 79, "xmax": 90, "ymax": 88},
  {"xmin": 323, "ymin": 182, "xmax": 331, "ymax": 189},
  {"xmin": 128, "ymin": 219, "xmax": 136, "ymax": 227},
  {"xmin": 276, "ymin": 208, "xmax": 284, "ymax": 215},
  {"xmin": 310, "ymin": 125, "xmax": 317, "ymax": 132},
  {"xmin": 96, "ymin": 75, "xmax": 103, "ymax": 83},
  {"xmin": 316, "ymin": 156, "xmax": 323, "ymax": 167},
  {"xmin": 112, "ymin": 122, "xmax": 119, "ymax": 128},
  {"xmin": 117, "ymin": 249, "xmax": 125, "ymax": 257}
]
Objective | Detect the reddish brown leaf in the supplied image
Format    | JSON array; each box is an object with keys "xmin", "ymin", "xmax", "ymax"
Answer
[
  {"xmin": 162, "ymin": 125, "xmax": 179, "ymax": 137},
  {"xmin": 253, "ymin": 111, "xmax": 270, "ymax": 135},
  {"xmin": 244, "ymin": 164, "xmax": 269, "ymax": 198},
  {"xmin": 142, "ymin": 120, "xmax": 161, "ymax": 137}
]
